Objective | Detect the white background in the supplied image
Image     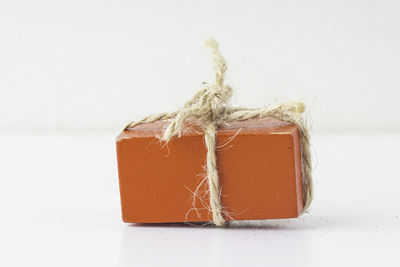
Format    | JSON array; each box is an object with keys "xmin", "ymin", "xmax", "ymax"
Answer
[
  {"xmin": 1, "ymin": 0, "xmax": 400, "ymax": 133},
  {"xmin": 1, "ymin": 1, "xmax": 400, "ymax": 266}
]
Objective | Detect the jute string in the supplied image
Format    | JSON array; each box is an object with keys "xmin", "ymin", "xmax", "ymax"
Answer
[{"xmin": 125, "ymin": 39, "xmax": 312, "ymax": 226}]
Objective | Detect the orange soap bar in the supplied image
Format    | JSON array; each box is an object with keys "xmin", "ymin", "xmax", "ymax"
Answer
[{"xmin": 116, "ymin": 119, "xmax": 303, "ymax": 223}]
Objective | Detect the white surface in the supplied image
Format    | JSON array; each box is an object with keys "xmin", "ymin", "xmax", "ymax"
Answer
[
  {"xmin": 1, "ymin": 0, "xmax": 400, "ymax": 132},
  {"xmin": 0, "ymin": 133, "xmax": 399, "ymax": 266}
]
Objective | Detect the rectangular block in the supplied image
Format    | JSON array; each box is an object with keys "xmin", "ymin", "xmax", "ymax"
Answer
[{"xmin": 116, "ymin": 119, "xmax": 303, "ymax": 223}]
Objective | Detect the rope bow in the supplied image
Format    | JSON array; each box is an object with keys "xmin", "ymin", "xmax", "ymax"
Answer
[{"xmin": 125, "ymin": 39, "xmax": 312, "ymax": 226}]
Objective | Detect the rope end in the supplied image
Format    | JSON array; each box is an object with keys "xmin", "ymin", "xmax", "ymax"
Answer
[{"xmin": 205, "ymin": 38, "xmax": 218, "ymax": 50}]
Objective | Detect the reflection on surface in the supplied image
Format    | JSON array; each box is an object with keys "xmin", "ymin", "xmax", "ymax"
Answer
[{"xmin": 120, "ymin": 219, "xmax": 313, "ymax": 267}]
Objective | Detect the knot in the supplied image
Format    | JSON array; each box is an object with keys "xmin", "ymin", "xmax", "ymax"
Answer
[
  {"xmin": 162, "ymin": 85, "xmax": 232, "ymax": 142},
  {"xmin": 162, "ymin": 39, "xmax": 232, "ymax": 142},
  {"xmin": 193, "ymin": 85, "xmax": 231, "ymax": 120}
]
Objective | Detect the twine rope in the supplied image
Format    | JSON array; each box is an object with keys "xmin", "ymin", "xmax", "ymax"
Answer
[{"xmin": 125, "ymin": 39, "xmax": 312, "ymax": 226}]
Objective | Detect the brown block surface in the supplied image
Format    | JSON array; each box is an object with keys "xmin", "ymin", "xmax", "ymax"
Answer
[{"xmin": 116, "ymin": 119, "xmax": 303, "ymax": 223}]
